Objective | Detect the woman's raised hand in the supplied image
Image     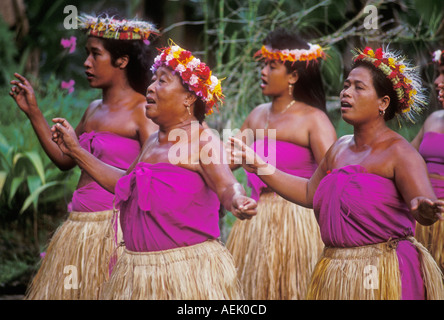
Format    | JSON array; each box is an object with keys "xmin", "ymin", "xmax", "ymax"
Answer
[
  {"xmin": 227, "ymin": 137, "xmax": 275, "ymax": 176},
  {"xmin": 9, "ymin": 73, "xmax": 39, "ymax": 115},
  {"xmin": 51, "ymin": 118, "xmax": 80, "ymax": 157}
]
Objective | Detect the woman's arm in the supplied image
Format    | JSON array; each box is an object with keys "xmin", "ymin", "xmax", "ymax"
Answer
[
  {"xmin": 394, "ymin": 142, "xmax": 444, "ymax": 225},
  {"xmin": 198, "ymin": 131, "xmax": 257, "ymax": 220},
  {"xmin": 228, "ymin": 136, "xmax": 328, "ymax": 208},
  {"xmin": 51, "ymin": 118, "xmax": 126, "ymax": 193},
  {"xmin": 410, "ymin": 124, "xmax": 424, "ymax": 151},
  {"xmin": 9, "ymin": 73, "xmax": 79, "ymax": 170}
]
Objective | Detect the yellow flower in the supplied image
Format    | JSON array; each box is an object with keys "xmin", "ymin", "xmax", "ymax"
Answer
[
  {"xmin": 399, "ymin": 64, "xmax": 406, "ymax": 73},
  {"xmin": 367, "ymin": 49, "xmax": 374, "ymax": 57}
]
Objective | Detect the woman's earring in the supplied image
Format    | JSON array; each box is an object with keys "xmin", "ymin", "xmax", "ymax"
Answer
[
  {"xmin": 288, "ymin": 84, "xmax": 293, "ymax": 96},
  {"xmin": 186, "ymin": 105, "xmax": 192, "ymax": 115},
  {"xmin": 379, "ymin": 109, "xmax": 386, "ymax": 116}
]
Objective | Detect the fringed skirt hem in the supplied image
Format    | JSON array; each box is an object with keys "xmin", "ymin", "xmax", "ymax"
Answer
[
  {"xmin": 25, "ymin": 209, "xmax": 121, "ymax": 300},
  {"xmin": 100, "ymin": 239, "xmax": 243, "ymax": 300}
]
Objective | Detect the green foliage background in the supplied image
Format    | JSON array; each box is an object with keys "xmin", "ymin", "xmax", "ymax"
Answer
[{"xmin": 0, "ymin": 0, "xmax": 443, "ymax": 294}]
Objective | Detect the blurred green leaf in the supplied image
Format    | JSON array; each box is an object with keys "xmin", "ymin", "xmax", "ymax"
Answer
[{"xmin": 20, "ymin": 181, "xmax": 61, "ymax": 214}]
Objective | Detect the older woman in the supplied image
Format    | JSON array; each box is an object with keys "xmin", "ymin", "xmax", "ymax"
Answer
[
  {"xmin": 9, "ymin": 13, "xmax": 159, "ymax": 300},
  {"xmin": 51, "ymin": 41, "xmax": 257, "ymax": 300},
  {"xmin": 411, "ymin": 49, "xmax": 444, "ymax": 273},
  {"xmin": 230, "ymin": 46, "xmax": 444, "ymax": 300},
  {"xmin": 226, "ymin": 28, "xmax": 336, "ymax": 300}
]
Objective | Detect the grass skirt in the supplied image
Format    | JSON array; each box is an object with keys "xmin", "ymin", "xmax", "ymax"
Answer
[
  {"xmin": 100, "ymin": 239, "xmax": 243, "ymax": 300},
  {"xmin": 25, "ymin": 210, "xmax": 121, "ymax": 300},
  {"xmin": 306, "ymin": 237, "xmax": 444, "ymax": 300},
  {"xmin": 415, "ymin": 212, "xmax": 444, "ymax": 274},
  {"xmin": 226, "ymin": 192, "xmax": 324, "ymax": 300}
]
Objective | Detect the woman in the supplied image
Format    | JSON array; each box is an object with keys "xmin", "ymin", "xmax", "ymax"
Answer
[
  {"xmin": 230, "ymin": 46, "xmax": 444, "ymax": 300},
  {"xmin": 225, "ymin": 28, "xmax": 337, "ymax": 300},
  {"xmin": 411, "ymin": 49, "xmax": 444, "ymax": 273},
  {"xmin": 9, "ymin": 13, "xmax": 159, "ymax": 299},
  {"xmin": 51, "ymin": 41, "xmax": 257, "ymax": 300}
]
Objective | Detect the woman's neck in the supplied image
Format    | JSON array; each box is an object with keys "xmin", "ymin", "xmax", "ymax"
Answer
[
  {"xmin": 353, "ymin": 119, "xmax": 390, "ymax": 148},
  {"xmin": 101, "ymin": 82, "xmax": 137, "ymax": 106},
  {"xmin": 158, "ymin": 117, "xmax": 198, "ymax": 143},
  {"xmin": 270, "ymin": 95, "xmax": 296, "ymax": 113}
]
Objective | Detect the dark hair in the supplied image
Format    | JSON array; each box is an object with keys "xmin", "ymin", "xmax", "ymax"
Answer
[
  {"xmin": 100, "ymin": 38, "xmax": 156, "ymax": 95},
  {"xmin": 263, "ymin": 28, "xmax": 327, "ymax": 112},
  {"xmin": 351, "ymin": 59, "xmax": 398, "ymax": 121}
]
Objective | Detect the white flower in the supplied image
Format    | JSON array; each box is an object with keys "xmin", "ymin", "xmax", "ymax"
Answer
[
  {"xmin": 189, "ymin": 74, "xmax": 199, "ymax": 86},
  {"xmin": 187, "ymin": 58, "xmax": 201, "ymax": 70},
  {"xmin": 433, "ymin": 50, "xmax": 442, "ymax": 63},
  {"xmin": 209, "ymin": 75, "xmax": 219, "ymax": 90},
  {"xmin": 171, "ymin": 45, "xmax": 180, "ymax": 53},
  {"xmin": 166, "ymin": 54, "xmax": 174, "ymax": 61},
  {"xmin": 176, "ymin": 64, "xmax": 186, "ymax": 73}
]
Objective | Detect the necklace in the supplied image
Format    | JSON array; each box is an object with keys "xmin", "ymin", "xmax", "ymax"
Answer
[{"xmin": 264, "ymin": 100, "xmax": 296, "ymax": 130}]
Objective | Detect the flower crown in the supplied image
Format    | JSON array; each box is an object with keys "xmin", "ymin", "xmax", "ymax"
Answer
[
  {"xmin": 77, "ymin": 13, "xmax": 159, "ymax": 41},
  {"xmin": 254, "ymin": 43, "xmax": 326, "ymax": 64},
  {"xmin": 150, "ymin": 41, "xmax": 223, "ymax": 116},
  {"xmin": 432, "ymin": 49, "xmax": 443, "ymax": 65},
  {"xmin": 353, "ymin": 46, "xmax": 427, "ymax": 123}
]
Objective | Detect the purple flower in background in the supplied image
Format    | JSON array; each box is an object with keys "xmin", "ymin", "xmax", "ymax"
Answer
[
  {"xmin": 61, "ymin": 36, "xmax": 77, "ymax": 54},
  {"xmin": 40, "ymin": 252, "xmax": 46, "ymax": 259},
  {"xmin": 61, "ymin": 79, "xmax": 75, "ymax": 94}
]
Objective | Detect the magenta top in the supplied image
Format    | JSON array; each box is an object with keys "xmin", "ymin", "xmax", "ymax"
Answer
[
  {"xmin": 246, "ymin": 139, "xmax": 317, "ymax": 201},
  {"xmin": 114, "ymin": 162, "xmax": 221, "ymax": 252},
  {"xmin": 313, "ymin": 165, "xmax": 425, "ymax": 299},
  {"xmin": 419, "ymin": 131, "xmax": 444, "ymax": 199},
  {"xmin": 69, "ymin": 131, "xmax": 141, "ymax": 212}
]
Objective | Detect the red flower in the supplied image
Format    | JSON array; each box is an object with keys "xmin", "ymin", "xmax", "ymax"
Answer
[
  {"xmin": 181, "ymin": 69, "xmax": 193, "ymax": 82},
  {"xmin": 168, "ymin": 59, "xmax": 179, "ymax": 69},
  {"xmin": 364, "ymin": 47, "xmax": 373, "ymax": 54},
  {"xmin": 179, "ymin": 50, "xmax": 192, "ymax": 61},
  {"xmin": 375, "ymin": 48, "xmax": 383, "ymax": 59},
  {"xmin": 196, "ymin": 63, "xmax": 211, "ymax": 81},
  {"xmin": 388, "ymin": 70, "xmax": 398, "ymax": 79}
]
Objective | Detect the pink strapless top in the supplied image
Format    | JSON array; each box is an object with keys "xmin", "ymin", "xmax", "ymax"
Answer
[
  {"xmin": 114, "ymin": 162, "xmax": 221, "ymax": 252},
  {"xmin": 69, "ymin": 131, "xmax": 141, "ymax": 212},
  {"xmin": 246, "ymin": 139, "xmax": 317, "ymax": 200},
  {"xmin": 419, "ymin": 131, "xmax": 444, "ymax": 199},
  {"xmin": 313, "ymin": 165, "xmax": 424, "ymax": 299}
]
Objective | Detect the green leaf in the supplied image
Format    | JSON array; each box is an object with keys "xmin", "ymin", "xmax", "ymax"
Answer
[
  {"xmin": 24, "ymin": 151, "xmax": 46, "ymax": 184},
  {"xmin": 26, "ymin": 175, "xmax": 42, "ymax": 195},
  {"xmin": 0, "ymin": 171, "xmax": 7, "ymax": 197},
  {"xmin": 19, "ymin": 181, "xmax": 61, "ymax": 214},
  {"xmin": 8, "ymin": 176, "xmax": 24, "ymax": 205}
]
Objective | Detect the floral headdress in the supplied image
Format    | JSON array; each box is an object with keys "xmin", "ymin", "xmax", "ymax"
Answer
[
  {"xmin": 254, "ymin": 43, "xmax": 326, "ymax": 65},
  {"xmin": 353, "ymin": 46, "xmax": 427, "ymax": 123},
  {"xmin": 77, "ymin": 13, "xmax": 159, "ymax": 41},
  {"xmin": 432, "ymin": 49, "xmax": 443, "ymax": 65},
  {"xmin": 150, "ymin": 40, "xmax": 223, "ymax": 116}
]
